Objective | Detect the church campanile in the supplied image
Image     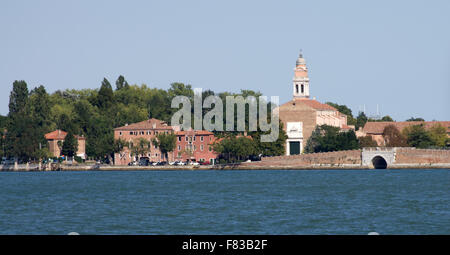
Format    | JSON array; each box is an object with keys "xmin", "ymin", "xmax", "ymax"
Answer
[{"xmin": 293, "ymin": 51, "xmax": 310, "ymax": 99}]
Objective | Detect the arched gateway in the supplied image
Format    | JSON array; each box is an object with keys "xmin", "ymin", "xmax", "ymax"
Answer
[
  {"xmin": 371, "ymin": 156, "xmax": 388, "ymax": 169},
  {"xmin": 361, "ymin": 148, "xmax": 396, "ymax": 169}
]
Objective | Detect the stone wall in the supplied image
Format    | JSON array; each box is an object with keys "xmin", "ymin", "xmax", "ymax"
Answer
[
  {"xmin": 254, "ymin": 150, "xmax": 362, "ymax": 167},
  {"xmin": 395, "ymin": 148, "xmax": 450, "ymax": 164}
]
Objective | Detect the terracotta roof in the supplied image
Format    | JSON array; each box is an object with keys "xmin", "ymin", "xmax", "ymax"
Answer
[
  {"xmin": 176, "ymin": 130, "xmax": 214, "ymax": 136},
  {"xmin": 215, "ymin": 135, "xmax": 253, "ymax": 143},
  {"xmin": 362, "ymin": 121, "xmax": 450, "ymax": 134},
  {"xmin": 114, "ymin": 118, "xmax": 173, "ymax": 131},
  {"xmin": 44, "ymin": 130, "xmax": 85, "ymax": 140},
  {"xmin": 281, "ymin": 98, "xmax": 338, "ymax": 111},
  {"xmin": 341, "ymin": 124, "xmax": 354, "ymax": 130}
]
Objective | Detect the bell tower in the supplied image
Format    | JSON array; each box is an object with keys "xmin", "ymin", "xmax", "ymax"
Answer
[{"xmin": 293, "ymin": 51, "xmax": 310, "ymax": 99}]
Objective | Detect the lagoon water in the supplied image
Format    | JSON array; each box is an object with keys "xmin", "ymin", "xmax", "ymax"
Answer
[{"xmin": 0, "ymin": 169, "xmax": 449, "ymax": 234}]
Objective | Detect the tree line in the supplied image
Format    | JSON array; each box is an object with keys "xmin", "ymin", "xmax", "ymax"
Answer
[{"xmin": 0, "ymin": 77, "xmax": 287, "ymax": 163}]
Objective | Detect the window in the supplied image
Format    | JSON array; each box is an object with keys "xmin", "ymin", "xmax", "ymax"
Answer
[
  {"xmin": 209, "ymin": 146, "xmax": 212, "ymax": 152},
  {"xmin": 178, "ymin": 137, "xmax": 181, "ymax": 142},
  {"xmin": 200, "ymin": 136, "xmax": 204, "ymax": 142},
  {"xmin": 296, "ymin": 84, "xmax": 299, "ymax": 94},
  {"xmin": 301, "ymin": 84, "xmax": 304, "ymax": 93},
  {"xmin": 119, "ymin": 132, "xmax": 122, "ymax": 136},
  {"xmin": 200, "ymin": 145, "xmax": 204, "ymax": 151},
  {"xmin": 193, "ymin": 136, "xmax": 196, "ymax": 142},
  {"xmin": 130, "ymin": 131, "xmax": 133, "ymax": 135},
  {"xmin": 178, "ymin": 145, "xmax": 181, "ymax": 151},
  {"xmin": 193, "ymin": 145, "xmax": 196, "ymax": 151},
  {"xmin": 185, "ymin": 137, "xmax": 188, "ymax": 142}
]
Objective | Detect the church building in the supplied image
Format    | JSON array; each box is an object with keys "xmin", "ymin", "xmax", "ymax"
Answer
[{"xmin": 278, "ymin": 52, "xmax": 352, "ymax": 155}]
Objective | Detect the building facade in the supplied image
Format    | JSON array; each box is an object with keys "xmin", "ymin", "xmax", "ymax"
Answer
[
  {"xmin": 278, "ymin": 52, "xmax": 351, "ymax": 155},
  {"xmin": 173, "ymin": 129, "xmax": 218, "ymax": 163},
  {"xmin": 44, "ymin": 130, "xmax": 86, "ymax": 159},
  {"xmin": 114, "ymin": 118, "xmax": 175, "ymax": 165}
]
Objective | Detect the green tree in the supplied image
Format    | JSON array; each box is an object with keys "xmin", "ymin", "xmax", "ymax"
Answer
[
  {"xmin": 358, "ymin": 136, "xmax": 378, "ymax": 147},
  {"xmin": 61, "ymin": 131, "xmax": 78, "ymax": 159},
  {"xmin": 428, "ymin": 124, "xmax": 448, "ymax": 147},
  {"xmin": 326, "ymin": 102, "xmax": 357, "ymax": 126},
  {"xmin": 85, "ymin": 115, "xmax": 114, "ymax": 160},
  {"xmin": 115, "ymin": 75, "xmax": 129, "ymax": 90},
  {"xmin": 305, "ymin": 125, "xmax": 360, "ymax": 153},
  {"xmin": 154, "ymin": 133, "xmax": 177, "ymax": 161},
  {"xmin": 251, "ymin": 121, "xmax": 288, "ymax": 156},
  {"xmin": 8, "ymin": 80, "xmax": 29, "ymax": 116},
  {"xmin": 5, "ymin": 81, "xmax": 38, "ymax": 161},
  {"xmin": 355, "ymin": 112, "xmax": 368, "ymax": 130},
  {"xmin": 382, "ymin": 125, "xmax": 408, "ymax": 147},
  {"xmin": 213, "ymin": 136, "xmax": 258, "ymax": 162},
  {"xmin": 129, "ymin": 138, "xmax": 151, "ymax": 161},
  {"xmin": 403, "ymin": 124, "xmax": 433, "ymax": 148},
  {"xmin": 381, "ymin": 115, "xmax": 394, "ymax": 122},
  {"xmin": 406, "ymin": 117, "xmax": 425, "ymax": 122},
  {"xmin": 0, "ymin": 115, "xmax": 8, "ymax": 128},
  {"xmin": 97, "ymin": 78, "xmax": 115, "ymax": 110}
]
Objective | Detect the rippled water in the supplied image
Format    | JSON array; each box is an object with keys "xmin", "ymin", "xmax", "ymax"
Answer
[{"xmin": 0, "ymin": 169, "xmax": 449, "ymax": 234}]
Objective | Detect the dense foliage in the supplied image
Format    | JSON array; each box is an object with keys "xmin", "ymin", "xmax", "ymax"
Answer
[
  {"xmin": 2, "ymin": 77, "xmax": 287, "ymax": 162},
  {"xmin": 304, "ymin": 125, "xmax": 359, "ymax": 153}
]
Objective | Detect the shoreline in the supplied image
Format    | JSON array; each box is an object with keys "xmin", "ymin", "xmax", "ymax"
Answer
[{"xmin": 1, "ymin": 163, "xmax": 450, "ymax": 172}]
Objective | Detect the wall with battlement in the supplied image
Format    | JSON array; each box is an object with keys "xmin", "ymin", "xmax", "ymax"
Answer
[{"xmin": 395, "ymin": 148, "xmax": 450, "ymax": 164}]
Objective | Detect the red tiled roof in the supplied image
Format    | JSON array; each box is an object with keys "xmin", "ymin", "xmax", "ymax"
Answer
[
  {"xmin": 44, "ymin": 130, "xmax": 85, "ymax": 140},
  {"xmin": 114, "ymin": 118, "xmax": 173, "ymax": 131},
  {"xmin": 176, "ymin": 130, "xmax": 214, "ymax": 136},
  {"xmin": 45, "ymin": 130, "xmax": 67, "ymax": 140},
  {"xmin": 362, "ymin": 121, "xmax": 450, "ymax": 134},
  {"xmin": 281, "ymin": 98, "xmax": 338, "ymax": 111},
  {"xmin": 341, "ymin": 124, "xmax": 354, "ymax": 130}
]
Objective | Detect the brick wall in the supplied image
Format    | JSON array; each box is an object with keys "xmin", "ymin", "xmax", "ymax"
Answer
[
  {"xmin": 278, "ymin": 100, "xmax": 317, "ymax": 148},
  {"xmin": 395, "ymin": 148, "xmax": 450, "ymax": 164},
  {"xmin": 256, "ymin": 150, "xmax": 362, "ymax": 166}
]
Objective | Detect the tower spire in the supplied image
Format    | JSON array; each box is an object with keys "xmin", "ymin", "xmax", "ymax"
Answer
[{"xmin": 293, "ymin": 51, "xmax": 310, "ymax": 99}]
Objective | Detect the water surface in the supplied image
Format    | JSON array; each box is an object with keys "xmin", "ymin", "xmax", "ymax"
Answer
[{"xmin": 0, "ymin": 169, "xmax": 449, "ymax": 234}]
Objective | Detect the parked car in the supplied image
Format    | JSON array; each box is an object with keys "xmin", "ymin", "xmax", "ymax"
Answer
[
  {"xmin": 139, "ymin": 158, "xmax": 150, "ymax": 166},
  {"xmin": 151, "ymin": 162, "xmax": 159, "ymax": 166},
  {"xmin": 168, "ymin": 161, "xmax": 176, "ymax": 166},
  {"xmin": 200, "ymin": 161, "xmax": 210, "ymax": 165},
  {"xmin": 176, "ymin": 161, "xmax": 186, "ymax": 166},
  {"xmin": 128, "ymin": 161, "xmax": 138, "ymax": 166},
  {"xmin": 189, "ymin": 161, "xmax": 200, "ymax": 166},
  {"xmin": 157, "ymin": 161, "xmax": 168, "ymax": 166}
]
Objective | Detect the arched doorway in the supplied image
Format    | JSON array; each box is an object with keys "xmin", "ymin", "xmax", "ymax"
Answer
[{"xmin": 372, "ymin": 156, "xmax": 388, "ymax": 169}]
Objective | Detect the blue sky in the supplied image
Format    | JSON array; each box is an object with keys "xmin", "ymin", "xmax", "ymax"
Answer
[{"xmin": 1, "ymin": 0, "xmax": 449, "ymax": 121}]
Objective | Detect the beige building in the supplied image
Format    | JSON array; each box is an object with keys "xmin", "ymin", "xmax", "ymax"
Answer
[
  {"xmin": 44, "ymin": 130, "xmax": 86, "ymax": 159},
  {"xmin": 278, "ymin": 53, "xmax": 351, "ymax": 155}
]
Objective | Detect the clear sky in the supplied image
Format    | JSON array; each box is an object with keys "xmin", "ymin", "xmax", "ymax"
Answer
[{"xmin": 1, "ymin": 0, "xmax": 449, "ymax": 121}]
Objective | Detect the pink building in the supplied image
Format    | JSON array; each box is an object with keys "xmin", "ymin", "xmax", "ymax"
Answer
[
  {"xmin": 173, "ymin": 130, "xmax": 218, "ymax": 163},
  {"xmin": 114, "ymin": 118, "xmax": 175, "ymax": 165}
]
